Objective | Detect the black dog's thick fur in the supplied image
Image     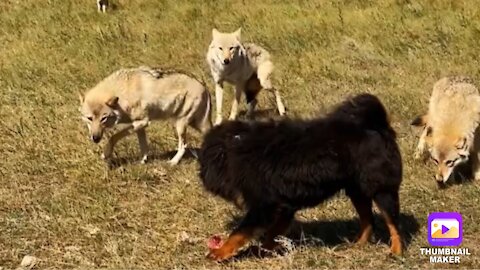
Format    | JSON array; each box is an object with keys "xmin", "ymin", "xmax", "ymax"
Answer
[{"xmin": 199, "ymin": 93, "xmax": 403, "ymax": 260}]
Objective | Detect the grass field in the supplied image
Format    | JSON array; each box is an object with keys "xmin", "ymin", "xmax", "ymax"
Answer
[{"xmin": 1, "ymin": 0, "xmax": 480, "ymax": 268}]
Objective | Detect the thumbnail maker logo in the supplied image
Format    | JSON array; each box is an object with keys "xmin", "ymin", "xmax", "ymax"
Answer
[{"xmin": 428, "ymin": 212, "xmax": 462, "ymax": 246}]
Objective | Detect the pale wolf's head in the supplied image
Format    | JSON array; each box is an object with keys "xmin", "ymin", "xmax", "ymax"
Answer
[
  {"xmin": 79, "ymin": 94, "xmax": 120, "ymax": 143},
  {"xmin": 412, "ymin": 115, "xmax": 470, "ymax": 184},
  {"xmin": 209, "ymin": 28, "xmax": 243, "ymax": 65}
]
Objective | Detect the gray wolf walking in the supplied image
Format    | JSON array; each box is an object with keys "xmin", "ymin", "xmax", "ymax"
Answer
[
  {"xmin": 206, "ymin": 28, "xmax": 286, "ymax": 125},
  {"xmin": 79, "ymin": 66, "xmax": 212, "ymax": 165}
]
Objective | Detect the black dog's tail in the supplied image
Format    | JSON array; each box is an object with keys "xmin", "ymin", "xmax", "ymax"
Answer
[{"xmin": 331, "ymin": 93, "xmax": 395, "ymax": 137}]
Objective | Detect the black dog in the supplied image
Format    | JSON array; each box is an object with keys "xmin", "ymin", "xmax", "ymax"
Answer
[{"xmin": 199, "ymin": 94, "xmax": 403, "ymax": 261}]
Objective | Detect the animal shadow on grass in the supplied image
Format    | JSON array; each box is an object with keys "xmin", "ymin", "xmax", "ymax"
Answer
[
  {"xmin": 226, "ymin": 212, "xmax": 419, "ymax": 260},
  {"xmin": 106, "ymin": 146, "xmax": 200, "ymax": 169}
]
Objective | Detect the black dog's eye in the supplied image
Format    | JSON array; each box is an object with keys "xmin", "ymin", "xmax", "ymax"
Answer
[{"xmin": 459, "ymin": 154, "xmax": 467, "ymax": 160}]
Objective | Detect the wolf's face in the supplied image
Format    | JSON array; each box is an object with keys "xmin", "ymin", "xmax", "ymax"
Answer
[
  {"xmin": 429, "ymin": 134, "xmax": 469, "ymax": 183},
  {"xmin": 79, "ymin": 95, "xmax": 120, "ymax": 143},
  {"xmin": 210, "ymin": 28, "xmax": 242, "ymax": 65}
]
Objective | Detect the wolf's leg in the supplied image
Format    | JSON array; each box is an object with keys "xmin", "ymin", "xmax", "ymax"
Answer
[
  {"xmin": 470, "ymin": 150, "xmax": 480, "ymax": 180},
  {"xmin": 136, "ymin": 128, "xmax": 149, "ymax": 164},
  {"xmin": 132, "ymin": 118, "xmax": 150, "ymax": 131},
  {"xmin": 246, "ymin": 99, "xmax": 257, "ymax": 119},
  {"xmin": 168, "ymin": 121, "xmax": 187, "ymax": 165},
  {"xmin": 102, "ymin": 126, "xmax": 133, "ymax": 160},
  {"xmin": 214, "ymin": 82, "xmax": 224, "ymax": 125},
  {"xmin": 257, "ymin": 63, "xmax": 286, "ymax": 116},
  {"xmin": 374, "ymin": 191, "xmax": 403, "ymax": 256},
  {"xmin": 414, "ymin": 127, "xmax": 428, "ymax": 160},
  {"xmin": 272, "ymin": 88, "xmax": 286, "ymax": 116},
  {"xmin": 229, "ymin": 84, "xmax": 243, "ymax": 120},
  {"xmin": 207, "ymin": 205, "xmax": 275, "ymax": 261},
  {"xmin": 349, "ymin": 195, "xmax": 374, "ymax": 245}
]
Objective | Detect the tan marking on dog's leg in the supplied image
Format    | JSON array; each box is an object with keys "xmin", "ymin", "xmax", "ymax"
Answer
[
  {"xmin": 382, "ymin": 212, "xmax": 402, "ymax": 256},
  {"xmin": 214, "ymin": 83, "xmax": 224, "ymax": 125},
  {"xmin": 207, "ymin": 227, "xmax": 255, "ymax": 261},
  {"xmin": 350, "ymin": 197, "xmax": 373, "ymax": 245},
  {"xmin": 229, "ymin": 85, "xmax": 243, "ymax": 120},
  {"xmin": 168, "ymin": 121, "xmax": 187, "ymax": 165},
  {"xmin": 136, "ymin": 128, "xmax": 149, "ymax": 164}
]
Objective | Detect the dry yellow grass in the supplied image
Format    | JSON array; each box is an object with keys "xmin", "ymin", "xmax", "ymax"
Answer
[{"xmin": 1, "ymin": 0, "xmax": 480, "ymax": 268}]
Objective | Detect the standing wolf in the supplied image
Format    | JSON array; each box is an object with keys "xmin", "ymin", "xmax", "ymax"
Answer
[
  {"xmin": 206, "ymin": 28, "xmax": 286, "ymax": 125},
  {"xmin": 79, "ymin": 66, "xmax": 212, "ymax": 165},
  {"xmin": 97, "ymin": 0, "xmax": 108, "ymax": 13},
  {"xmin": 412, "ymin": 76, "xmax": 480, "ymax": 185}
]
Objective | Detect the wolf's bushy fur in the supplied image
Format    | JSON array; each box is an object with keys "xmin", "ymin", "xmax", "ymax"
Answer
[
  {"xmin": 199, "ymin": 93, "xmax": 403, "ymax": 260},
  {"xmin": 412, "ymin": 76, "xmax": 480, "ymax": 184}
]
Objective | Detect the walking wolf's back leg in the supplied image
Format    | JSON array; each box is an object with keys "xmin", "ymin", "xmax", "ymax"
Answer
[{"xmin": 257, "ymin": 61, "xmax": 286, "ymax": 116}]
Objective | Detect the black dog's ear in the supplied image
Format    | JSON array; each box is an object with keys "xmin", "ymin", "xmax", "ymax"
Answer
[
  {"xmin": 106, "ymin": 96, "xmax": 119, "ymax": 108},
  {"xmin": 411, "ymin": 114, "xmax": 427, "ymax": 127}
]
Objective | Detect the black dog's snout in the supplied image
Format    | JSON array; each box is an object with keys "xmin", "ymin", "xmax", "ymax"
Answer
[{"xmin": 223, "ymin": 59, "xmax": 230, "ymax": 65}]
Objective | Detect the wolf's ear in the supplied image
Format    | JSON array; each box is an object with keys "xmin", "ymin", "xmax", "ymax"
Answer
[
  {"xmin": 234, "ymin": 28, "xmax": 241, "ymax": 40},
  {"xmin": 455, "ymin": 137, "xmax": 467, "ymax": 150},
  {"xmin": 212, "ymin": 28, "xmax": 219, "ymax": 38},
  {"xmin": 78, "ymin": 92, "xmax": 85, "ymax": 104},
  {"xmin": 106, "ymin": 96, "xmax": 119, "ymax": 108},
  {"xmin": 411, "ymin": 114, "xmax": 428, "ymax": 127}
]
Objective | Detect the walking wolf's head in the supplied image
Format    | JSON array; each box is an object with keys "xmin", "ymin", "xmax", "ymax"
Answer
[
  {"xmin": 79, "ymin": 93, "xmax": 121, "ymax": 143},
  {"xmin": 209, "ymin": 28, "xmax": 244, "ymax": 65},
  {"xmin": 412, "ymin": 115, "xmax": 471, "ymax": 183}
]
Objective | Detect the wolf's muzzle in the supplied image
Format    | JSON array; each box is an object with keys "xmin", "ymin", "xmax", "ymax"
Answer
[{"xmin": 92, "ymin": 135, "xmax": 102, "ymax": 143}]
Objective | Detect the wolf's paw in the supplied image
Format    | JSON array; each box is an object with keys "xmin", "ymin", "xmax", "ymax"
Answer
[
  {"xmin": 214, "ymin": 117, "xmax": 223, "ymax": 126},
  {"xmin": 167, "ymin": 159, "xmax": 180, "ymax": 166}
]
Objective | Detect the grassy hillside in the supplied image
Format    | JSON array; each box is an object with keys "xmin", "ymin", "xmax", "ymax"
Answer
[{"xmin": 1, "ymin": 0, "xmax": 480, "ymax": 268}]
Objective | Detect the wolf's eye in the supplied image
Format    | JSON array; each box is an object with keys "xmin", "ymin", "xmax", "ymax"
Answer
[
  {"xmin": 431, "ymin": 157, "xmax": 439, "ymax": 165},
  {"xmin": 218, "ymin": 47, "xmax": 223, "ymax": 51},
  {"xmin": 85, "ymin": 116, "xmax": 93, "ymax": 122},
  {"xmin": 229, "ymin": 47, "xmax": 235, "ymax": 50},
  {"xmin": 445, "ymin": 159, "xmax": 457, "ymax": 167},
  {"xmin": 101, "ymin": 115, "xmax": 109, "ymax": 123}
]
